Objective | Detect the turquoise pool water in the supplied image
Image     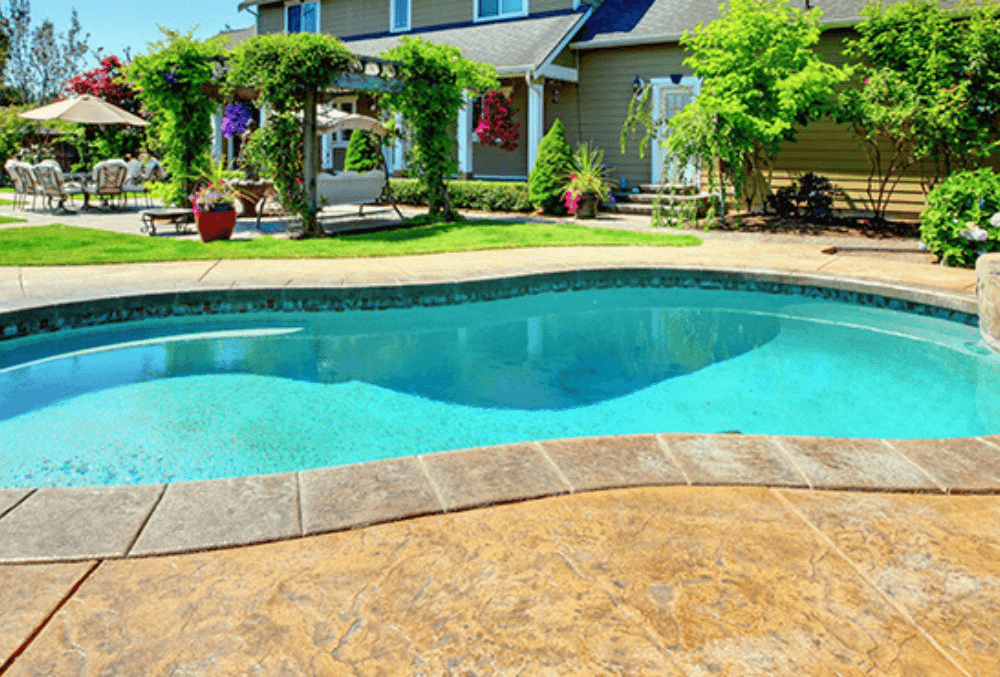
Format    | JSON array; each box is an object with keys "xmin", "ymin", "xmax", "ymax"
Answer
[{"xmin": 1, "ymin": 285, "xmax": 998, "ymax": 488}]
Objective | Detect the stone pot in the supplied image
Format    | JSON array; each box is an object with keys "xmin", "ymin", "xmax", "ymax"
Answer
[{"xmin": 575, "ymin": 193, "xmax": 599, "ymax": 219}]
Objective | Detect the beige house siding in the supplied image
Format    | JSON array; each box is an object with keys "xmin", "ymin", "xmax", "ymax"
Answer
[
  {"xmin": 413, "ymin": 0, "xmax": 468, "ymax": 28},
  {"xmin": 532, "ymin": 0, "xmax": 572, "ymax": 13},
  {"xmin": 574, "ymin": 43, "xmax": 691, "ymax": 187},
  {"xmin": 550, "ymin": 45, "xmax": 574, "ymax": 68},
  {"xmin": 321, "ymin": 0, "xmax": 386, "ymax": 36},
  {"xmin": 257, "ymin": 3, "xmax": 285, "ymax": 35}
]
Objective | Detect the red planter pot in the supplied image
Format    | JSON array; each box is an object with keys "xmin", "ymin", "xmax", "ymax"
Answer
[{"xmin": 195, "ymin": 209, "xmax": 236, "ymax": 243}]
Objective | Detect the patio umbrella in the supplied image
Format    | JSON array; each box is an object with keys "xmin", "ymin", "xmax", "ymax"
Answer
[{"xmin": 18, "ymin": 94, "xmax": 149, "ymax": 127}]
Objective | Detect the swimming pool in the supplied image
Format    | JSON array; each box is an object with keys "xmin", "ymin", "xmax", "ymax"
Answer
[{"xmin": 1, "ymin": 270, "xmax": 996, "ymax": 489}]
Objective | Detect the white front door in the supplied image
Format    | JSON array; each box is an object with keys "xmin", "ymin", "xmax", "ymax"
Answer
[{"xmin": 650, "ymin": 77, "xmax": 701, "ymax": 187}]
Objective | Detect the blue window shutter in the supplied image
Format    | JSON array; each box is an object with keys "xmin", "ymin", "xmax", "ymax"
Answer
[
  {"xmin": 287, "ymin": 4, "xmax": 301, "ymax": 33},
  {"xmin": 479, "ymin": 0, "xmax": 498, "ymax": 18},
  {"xmin": 302, "ymin": 2, "xmax": 317, "ymax": 32},
  {"xmin": 393, "ymin": 0, "xmax": 409, "ymax": 29}
]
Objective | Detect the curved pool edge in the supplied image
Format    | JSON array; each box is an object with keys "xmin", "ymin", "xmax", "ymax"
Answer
[
  {"xmin": 2, "ymin": 432, "xmax": 1000, "ymax": 565},
  {"xmin": 0, "ymin": 263, "xmax": 991, "ymax": 565}
]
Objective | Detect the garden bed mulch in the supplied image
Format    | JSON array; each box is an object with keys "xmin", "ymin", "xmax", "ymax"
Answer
[{"xmin": 713, "ymin": 214, "xmax": 937, "ymax": 264}]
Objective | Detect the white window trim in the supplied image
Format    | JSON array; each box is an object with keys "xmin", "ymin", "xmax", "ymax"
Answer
[
  {"xmin": 284, "ymin": 0, "xmax": 321, "ymax": 34},
  {"xmin": 330, "ymin": 99, "xmax": 356, "ymax": 148},
  {"xmin": 649, "ymin": 75, "xmax": 702, "ymax": 187},
  {"xmin": 389, "ymin": 0, "xmax": 411, "ymax": 33},
  {"xmin": 473, "ymin": 0, "xmax": 528, "ymax": 23}
]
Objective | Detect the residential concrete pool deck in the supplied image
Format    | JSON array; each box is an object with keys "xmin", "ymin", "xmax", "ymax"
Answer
[{"xmin": 1, "ymin": 236, "xmax": 998, "ymax": 674}]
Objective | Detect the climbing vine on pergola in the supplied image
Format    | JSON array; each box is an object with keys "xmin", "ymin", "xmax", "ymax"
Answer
[{"xmin": 226, "ymin": 33, "xmax": 355, "ymax": 237}]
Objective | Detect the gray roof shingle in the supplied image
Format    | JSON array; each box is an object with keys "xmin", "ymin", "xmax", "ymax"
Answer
[
  {"xmin": 572, "ymin": 0, "xmax": 963, "ymax": 48},
  {"xmin": 343, "ymin": 11, "xmax": 588, "ymax": 75}
]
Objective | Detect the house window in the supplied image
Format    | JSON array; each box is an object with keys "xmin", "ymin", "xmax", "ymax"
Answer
[
  {"xmin": 390, "ymin": 0, "xmax": 410, "ymax": 32},
  {"xmin": 287, "ymin": 2, "xmax": 318, "ymax": 33},
  {"xmin": 332, "ymin": 101, "xmax": 355, "ymax": 147},
  {"xmin": 475, "ymin": 0, "xmax": 525, "ymax": 22}
]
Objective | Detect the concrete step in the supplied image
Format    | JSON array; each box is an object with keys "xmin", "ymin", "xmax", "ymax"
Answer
[
  {"xmin": 604, "ymin": 192, "xmax": 719, "ymax": 218},
  {"xmin": 637, "ymin": 183, "xmax": 699, "ymax": 196}
]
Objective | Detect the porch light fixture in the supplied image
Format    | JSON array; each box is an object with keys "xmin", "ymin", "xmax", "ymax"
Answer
[
  {"xmin": 552, "ymin": 89, "xmax": 559, "ymax": 104},
  {"xmin": 632, "ymin": 76, "xmax": 645, "ymax": 97},
  {"xmin": 670, "ymin": 73, "xmax": 683, "ymax": 84}
]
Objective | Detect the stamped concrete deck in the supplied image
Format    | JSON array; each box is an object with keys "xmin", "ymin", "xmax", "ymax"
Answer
[{"xmin": 1, "ymin": 231, "xmax": 997, "ymax": 674}]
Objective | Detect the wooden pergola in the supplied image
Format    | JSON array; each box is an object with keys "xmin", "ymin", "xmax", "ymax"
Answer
[{"xmin": 204, "ymin": 55, "xmax": 403, "ymax": 225}]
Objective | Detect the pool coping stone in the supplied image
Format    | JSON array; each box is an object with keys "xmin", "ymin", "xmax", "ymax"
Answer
[{"xmin": 1, "ymin": 433, "xmax": 999, "ymax": 564}]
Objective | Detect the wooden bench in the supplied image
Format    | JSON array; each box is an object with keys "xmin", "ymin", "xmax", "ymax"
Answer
[{"xmin": 140, "ymin": 208, "xmax": 194, "ymax": 236}]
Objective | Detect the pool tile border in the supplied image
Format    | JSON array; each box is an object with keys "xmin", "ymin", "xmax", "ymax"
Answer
[
  {"xmin": 0, "ymin": 266, "xmax": 979, "ymax": 342},
  {"xmin": 0, "ymin": 266, "xmax": 994, "ymax": 564},
  {"xmin": 0, "ymin": 433, "xmax": 998, "ymax": 564}
]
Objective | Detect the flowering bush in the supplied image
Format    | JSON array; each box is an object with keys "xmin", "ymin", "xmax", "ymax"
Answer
[
  {"xmin": 920, "ymin": 168, "xmax": 1000, "ymax": 267},
  {"xmin": 189, "ymin": 158, "xmax": 244, "ymax": 213},
  {"xmin": 474, "ymin": 90, "xmax": 519, "ymax": 151},
  {"xmin": 564, "ymin": 142, "xmax": 614, "ymax": 214},
  {"xmin": 222, "ymin": 103, "xmax": 253, "ymax": 138}
]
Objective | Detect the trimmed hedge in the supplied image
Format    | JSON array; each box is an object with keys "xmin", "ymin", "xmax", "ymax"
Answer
[{"xmin": 390, "ymin": 178, "xmax": 533, "ymax": 212}]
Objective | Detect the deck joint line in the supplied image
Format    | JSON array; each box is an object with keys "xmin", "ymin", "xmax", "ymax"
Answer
[
  {"xmin": 880, "ymin": 440, "xmax": 948, "ymax": 494},
  {"xmin": 769, "ymin": 437, "xmax": 813, "ymax": 490},
  {"xmin": 655, "ymin": 434, "xmax": 692, "ymax": 485},
  {"xmin": 416, "ymin": 455, "xmax": 449, "ymax": 513},
  {"xmin": 0, "ymin": 559, "xmax": 101, "ymax": 675},
  {"xmin": 196, "ymin": 260, "xmax": 222, "ymax": 283},
  {"xmin": 122, "ymin": 484, "xmax": 167, "ymax": 558},
  {"xmin": 768, "ymin": 488, "xmax": 972, "ymax": 676},
  {"xmin": 0, "ymin": 489, "xmax": 36, "ymax": 522},
  {"xmin": 533, "ymin": 441, "xmax": 574, "ymax": 494},
  {"xmin": 17, "ymin": 267, "xmax": 25, "ymax": 298}
]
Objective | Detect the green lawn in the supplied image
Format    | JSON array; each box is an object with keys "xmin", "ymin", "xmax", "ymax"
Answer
[
  {"xmin": 0, "ymin": 215, "xmax": 25, "ymax": 224},
  {"xmin": 0, "ymin": 222, "xmax": 701, "ymax": 266}
]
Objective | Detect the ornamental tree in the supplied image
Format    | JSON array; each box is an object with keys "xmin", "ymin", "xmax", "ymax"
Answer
[
  {"xmin": 227, "ymin": 32, "xmax": 354, "ymax": 236},
  {"xmin": 838, "ymin": 0, "xmax": 1000, "ymax": 219},
  {"xmin": 64, "ymin": 54, "xmax": 144, "ymax": 163},
  {"xmin": 128, "ymin": 29, "xmax": 223, "ymax": 206},
  {"xmin": 344, "ymin": 129, "xmax": 382, "ymax": 172},
  {"xmin": 529, "ymin": 118, "xmax": 574, "ymax": 214},
  {"xmin": 622, "ymin": 0, "xmax": 846, "ymax": 213},
  {"xmin": 378, "ymin": 37, "xmax": 498, "ymax": 220},
  {"xmin": 474, "ymin": 89, "xmax": 519, "ymax": 151}
]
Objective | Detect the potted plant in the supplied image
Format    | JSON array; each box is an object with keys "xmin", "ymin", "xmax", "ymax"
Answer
[
  {"xmin": 564, "ymin": 142, "xmax": 614, "ymax": 219},
  {"xmin": 190, "ymin": 159, "xmax": 242, "ymax": 242}
]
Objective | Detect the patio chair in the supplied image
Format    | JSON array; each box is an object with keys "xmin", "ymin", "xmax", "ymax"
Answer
[
  {"xmin": 144, "ymin": 157, "xmax": 166, "ymax": 182},
  {"xmin": 86, "ymin": 159, "xmax": 129, "ymax": 209},
  {"xmin": 4, "ymin": 159, "xmax": 27, "ymax": 210},
  {"xmin": 32, "ymin": 163, "xmax": 81, "ymax": 212},
  {"xmin": 13, "ymin": 162, "xmax": 43, "ymax": 211},
  {"xmin": 122, "ymin": 158, "xmax": 150, "ymax": 207}
]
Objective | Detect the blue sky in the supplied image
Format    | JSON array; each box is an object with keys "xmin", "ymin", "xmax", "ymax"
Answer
[{"xmin": 24, "ymin": 0, "xmax": 251, "ymax": 67}]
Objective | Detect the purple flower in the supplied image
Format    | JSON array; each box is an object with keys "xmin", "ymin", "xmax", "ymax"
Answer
[
  {"xmin": 222, "ymin": 103, "xmax": 253, "ymax": 138},
  {"xmin": 162, "ymin": 71, "xmax": 178, "ymax": 84}
]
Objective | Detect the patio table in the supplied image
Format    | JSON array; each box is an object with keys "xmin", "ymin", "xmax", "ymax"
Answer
[{"xmin": 64, "ymin": 172, "xmax": 96, "ymax": 210}]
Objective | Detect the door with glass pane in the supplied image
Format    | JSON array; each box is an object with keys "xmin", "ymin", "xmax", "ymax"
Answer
[{"xmin": 651, "ymin": 78, "xmax": 700, "ymax": 187}]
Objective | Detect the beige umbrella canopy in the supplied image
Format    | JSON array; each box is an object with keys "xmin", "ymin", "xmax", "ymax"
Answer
[
  {"xmin": 18, "ymin": 94, "xmax": 148, "ymax": 126},
  {"xmin": 312, "ymin": 108, "xmax": 388, "ymax": 135}
]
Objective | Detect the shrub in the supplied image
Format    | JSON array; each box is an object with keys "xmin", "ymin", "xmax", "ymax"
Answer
[
  {"xmin": 529, "ymin": 119, "xmax": 574, "ymax": 214},
  {"xmin": 920, "ymin": 169, "xmax": 1000, "ymax": 268},
  {"xmin": 391, "ymin": 178, "xmax": 532, "ymax": 212},
  {"xmin": 765, "ymin": 173, "xmax": 836, "ymax": 221},
  {"xmin": 344, "ymin": 130, "xmax": 382, "ymax": 173}
]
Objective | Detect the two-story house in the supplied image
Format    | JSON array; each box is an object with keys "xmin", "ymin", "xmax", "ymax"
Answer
[{"xmin": 230, "ymin": 0, "xmax": 998, "ymax": 218}]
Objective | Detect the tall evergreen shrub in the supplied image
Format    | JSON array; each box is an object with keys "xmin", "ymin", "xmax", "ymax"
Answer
[
  {"xmin": 529, "ymin": 118, "xmax": 574, "ymax": 214},
  {"xmin": 344, "ymin": 130, "xmax": 382, "ymax": 172}
]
